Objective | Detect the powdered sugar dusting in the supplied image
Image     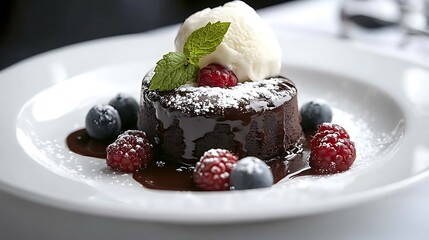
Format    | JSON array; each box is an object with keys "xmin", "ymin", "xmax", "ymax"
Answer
[
  {"xmin": 143, "ymin": 71, "xmax": 296, "ymax": 115},
  {"xmin": 332, "ymin": 109, "xmax": 404, "ymax": 171}
]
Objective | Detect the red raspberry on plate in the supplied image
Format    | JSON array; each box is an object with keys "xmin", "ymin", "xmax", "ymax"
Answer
[
  {"xmin": 197, "ymin": 63, "xmax": 238, "ymax": 88},
  {"xmin": 309, "ymin": 124, "xmax": 356, "ymax": 174},
  {"xmin": 310, "ymin": 123, "xmax": 350, "ymax": 150},
  {"xmin": 193, "ymin": 149, "xmax": 238, "ymax": 191},
  {"xmin": 106, "ymin": 130, "xmax": 153, "ymax": 173}
]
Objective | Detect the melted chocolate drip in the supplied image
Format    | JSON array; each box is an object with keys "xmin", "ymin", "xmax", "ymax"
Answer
[
  {"xmin": 66, "ymin": 129, "xmax": 312, "ymax": 191},
  {"xmin": 139, "ymin": 75, "xmax": 302, "ymax": 164}
]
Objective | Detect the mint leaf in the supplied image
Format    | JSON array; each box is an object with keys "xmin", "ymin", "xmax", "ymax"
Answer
[
  {"xmin": 184, "ymin": 21, "xmax": 231, "ymax": 65},
  {"xmin": 149, "ymin": 52, "xmax": 198, "ymax": 91},
  {"xmin": 149, "ymin": 21, "xmax": 231, "ymax": 91}
]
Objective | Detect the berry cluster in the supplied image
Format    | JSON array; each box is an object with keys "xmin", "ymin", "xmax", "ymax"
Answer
[
  {"xmin": 300, "ymin": 101, "xmax": 356, "ymax": 174},
  {"xmin": 85, "ymin": 93, "xmax": 139, "ymax": 140},
  {"xmin": 193, "ymin": 149, "xmax": 274, "ymax": 191}
]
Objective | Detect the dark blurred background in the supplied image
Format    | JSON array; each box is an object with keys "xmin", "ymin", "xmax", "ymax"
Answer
[{"xmin": 0, "ymin": 0, "xmax": 294, "ymax": 70}]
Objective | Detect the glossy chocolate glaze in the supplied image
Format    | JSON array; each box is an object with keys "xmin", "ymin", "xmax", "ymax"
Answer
[{"xmin": 138, "ymin": 72, "xmax": 302, "ymax": 164}]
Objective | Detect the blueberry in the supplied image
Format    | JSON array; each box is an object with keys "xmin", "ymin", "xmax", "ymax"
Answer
[
  {"xmin": 108, "ymin": 93, "xmax": 139, "ymax": 130},
  {"xmin": 300, "ymin": 101, "xmax": 332, "ymax": 134},
  {"xmin": 230, "ymin": 156, "xmax": 273, "ymax": 190},
  {"xmin": 85, "ymin": 104, "xmax": 121, "ymax": 139}
]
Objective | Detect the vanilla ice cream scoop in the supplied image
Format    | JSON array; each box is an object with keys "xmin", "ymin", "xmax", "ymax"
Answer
[{"xmin": 175, "ymin": 1, "xmax": 281, "ymax": 82}]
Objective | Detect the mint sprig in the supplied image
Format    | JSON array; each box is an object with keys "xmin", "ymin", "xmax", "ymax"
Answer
[
  {"xmin": 184, "ymin": 22, "xmax": 231, "ymax": 66},
  {"xmin": 149, "ymin": 21, "xmax": 230, "ymax": 91},
  {"xmin": 149, "ymin": 52, "xmax": 198, "ymax": 91}
]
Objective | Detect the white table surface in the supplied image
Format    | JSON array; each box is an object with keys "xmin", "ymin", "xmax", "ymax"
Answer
[{"xmin": 1, "ymin": 0, "xmax": 429, "ymax": 239}]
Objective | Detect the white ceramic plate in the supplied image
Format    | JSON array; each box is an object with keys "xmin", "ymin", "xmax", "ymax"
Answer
[{"xmin": 1, "ymin": 26, "xmax": 429, "ymax": 224}]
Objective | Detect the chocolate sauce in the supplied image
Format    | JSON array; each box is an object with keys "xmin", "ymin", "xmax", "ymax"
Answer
[
  {"xmin": 133, "ymin": 149, "xmax": 309, "ymax": 191},
  {"xmin": 133, "ymin": 160, "xmax": 198, "ymax": 191},
  {"xmin": 66, "ymin": 129, "xmax": 311, "ymax": 191},
  {"xmin": 66, "ymin": 129, "xmax": 113, "ymax": 158}
]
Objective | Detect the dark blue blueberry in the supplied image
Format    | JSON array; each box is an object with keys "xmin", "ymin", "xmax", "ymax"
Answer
[
  {"xmin": 300, "ymin": 101, "xmax": 332, "ymax": 134},
  {"xmin": 108, "ymin": 93, "xmax": 139, "ymax": 130},
  {"xmin": 230, "ymin": 156, "xmax": 273, "ymax": 190},
  {"xmin": 85, "ymin": 104, "xmax": 121, "ymax": 140}
]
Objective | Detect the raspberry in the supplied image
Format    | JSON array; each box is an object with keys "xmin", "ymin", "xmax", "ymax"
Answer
[
  {"xmin": 310, "ymin": 123, "xmax": 350, "ymax": 149},
  {"xmin": 106, "ymin": 130, "xmax": 153, "ymax": 173},
  {"xmin": 309, "ymin": 124, "xmax": 356, "ymax": 174},
  {"xmin": 197, "ymin": 63, "xmax": 238, "ymax": 88},
  {"xmin": 193, "ymin": 149, "xmax": 238, "ymax": 191}
]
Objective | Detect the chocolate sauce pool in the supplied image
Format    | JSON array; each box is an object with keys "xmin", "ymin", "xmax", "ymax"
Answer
[
  {"xmin": 66, "ymin": 129, "xmax": 113, "ymax": 159},
  {"xmin": 66, "ymin": 129, "xmax": 311, "ymax": 191}
]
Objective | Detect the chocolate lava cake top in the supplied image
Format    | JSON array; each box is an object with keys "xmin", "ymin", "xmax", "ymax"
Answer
[{"xmin": 142, "ymin": 70, "xmax": 297, "ymax": 116}]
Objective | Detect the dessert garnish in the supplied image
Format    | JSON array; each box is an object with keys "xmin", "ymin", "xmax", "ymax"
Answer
[
  {"xmin": 197, "ymin": 63, "xmax": 238, "ymax": 87},
  {"xmin": 300, "ymin": 101, "xmax": 333, "ymax": 135},
  {"xmin": 192, "ymin": 149, "xmax": 275, "ymax": 191},
  {"xmin": 193, "ymin": 149, "xmax": 238, "ymax": 191},
  {"xmin": 84, "ymin": 94, "xmax": 139, "ymax": 142},
  {"xmin": 310, "ymin": 123, "xmax": 350, "ymax": 148},
  {"xmin": 106, "ymin": 130, "xmax": 153, "ymax": 173},
  {"xmin": 149, "ymin": 21, "xmax": 230, "ymax": 91},
  {"xmin": 230, "ymin": 156, "xmax": 274, "ymax": 190},
  {"xmin": 309, "ymin": 123, "xmax": 356, "ymax": 174},
  {"xmin": 175, "ymin": 1, "xmax": 281, "ymax": 82},
  {"xmin": 85, "ymin": 105, "xmax": 121, "ymax": 140},
  {"xmin": 108, "ymin": 93, "xmax": 139, "ymax": 130}
]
